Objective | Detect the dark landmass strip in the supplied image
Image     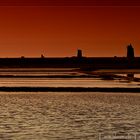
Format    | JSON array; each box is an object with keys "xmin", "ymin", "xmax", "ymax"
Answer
[
  {"xmin": 0, "ymin": 87, "xmax": 140, "ymax": 93},
  {"xmin": 0, "ymin": 45, "xmax": 138, "ymax": 69},
  {"xmin": 0, "ymin": 57, "xmax": 140, "ymax": 69}
]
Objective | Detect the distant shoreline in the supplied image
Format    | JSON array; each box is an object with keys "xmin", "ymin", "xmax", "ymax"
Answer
[
  {"xmin": 0, "ymin": 87, "xmax": 140, "ymax": 93},
  {"xmin": 0, "ymin": 56, "xmax": 139, "ymax": 70}
]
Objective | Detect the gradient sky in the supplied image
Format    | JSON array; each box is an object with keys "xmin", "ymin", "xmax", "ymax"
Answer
[{"xmin": 0, "ymin": 1, "xmax": 140, "ymax": 57}]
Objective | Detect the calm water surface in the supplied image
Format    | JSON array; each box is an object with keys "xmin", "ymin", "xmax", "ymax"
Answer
[
  {"xmin": 0, "ymin": 92, "xmax": 139, "ymax": 140},
  {"xmin": 0, "ymin": 68, "xmax": 140, "ymax": 88},
  {"xmin": 0, "ymin": 78, "xmax": 140, "ymax": 88}
]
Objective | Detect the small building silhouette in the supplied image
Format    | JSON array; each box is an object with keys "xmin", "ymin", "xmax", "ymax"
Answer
[
  {"xmin": 21, "ymin": 56, "xmax": 25, "ymax": 59},
  {"xmin": 77, "ymin": 49, "xmax": 82, "ymax": 58},
  {"xmin": 41, "ymin": 54, "xmax": 45, "ymax": 58},
  {"xmin": 127, "ymin": 44, "xmax": 134, "ymax": 59}
]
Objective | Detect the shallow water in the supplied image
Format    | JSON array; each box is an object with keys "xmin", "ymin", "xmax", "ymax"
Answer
[
  {"xmin": 0, "ymin": 68, "xmax": 140, "ymax": 89},
  {"xmin": 0, "ymin": 92, "xmax": 139, "ymax": 140},
  {"xmin": 0, "ymin": 68, "xmax": 139, "ymax": 139},
  {"xmin": 0, "ymin": 78, "xmax": 140, "ymax": 88}
]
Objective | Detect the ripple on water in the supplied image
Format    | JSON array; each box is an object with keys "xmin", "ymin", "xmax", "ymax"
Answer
[{"xmin": 0, "ymin": 92, "xmax": 139, "ymax": 140}]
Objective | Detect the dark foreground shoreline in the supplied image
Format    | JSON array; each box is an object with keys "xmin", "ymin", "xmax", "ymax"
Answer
[{"xmin": 0, "ymin": 87, "xmax": 140, "ymax": 93}]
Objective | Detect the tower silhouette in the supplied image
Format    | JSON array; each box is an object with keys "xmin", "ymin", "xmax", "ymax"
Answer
[
  {"xmin": 77, "ymin": 49, "xmax": 82, "ymax": 58},
  {"xmin": 127, "ymin": 44, "xmax": 134, "ymax": 59},
  {"xmin": 127, "ymin": 44, "xmax": 135, "ymax": 79}
]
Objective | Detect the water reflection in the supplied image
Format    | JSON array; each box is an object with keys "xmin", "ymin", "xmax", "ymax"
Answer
[
  {"xmin": 0, "ymin": 68, "xmax": 139, "ymax": 88},
  {"xmin": 0, "ymin": 78, "xmax": 139, "ymax": 88}
]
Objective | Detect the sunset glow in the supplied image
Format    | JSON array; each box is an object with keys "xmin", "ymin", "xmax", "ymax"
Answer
[{"xmin": 0, "ymin": 1, "xmax": 140, "ymax": 57}]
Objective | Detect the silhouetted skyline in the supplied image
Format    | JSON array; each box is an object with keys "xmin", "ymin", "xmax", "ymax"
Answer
[{"xmin": 0, "ymin": 44, "xmax": 139, "ymax": 70}]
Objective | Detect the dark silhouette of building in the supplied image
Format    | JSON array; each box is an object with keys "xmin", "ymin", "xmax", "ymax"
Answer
[
  {"xmin": 21, "ymin": 56, "xmax": 25, "ymax": 59},
  {"xmin": 41, "ymin": 54, "xmax": 45, "ymax": 58},
  {"xmin": 127, "ymin": 44, "xmax": 135, "ymax": 78},
  {"xmin": 0, "ymin": 44, "xmax": 140, "ymax": 70},
  {"xmin": 77, "ymin": 49, "xmax": 82, "ymax": 58},
  {"xmin": 127, "ymin": 44, "xmax": 134, "ymax": 59}
]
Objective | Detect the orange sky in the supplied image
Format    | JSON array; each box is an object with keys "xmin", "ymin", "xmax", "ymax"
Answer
[{"xmin": 0, "ymin": 6, "xmax": 140, "ymax": 57}]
